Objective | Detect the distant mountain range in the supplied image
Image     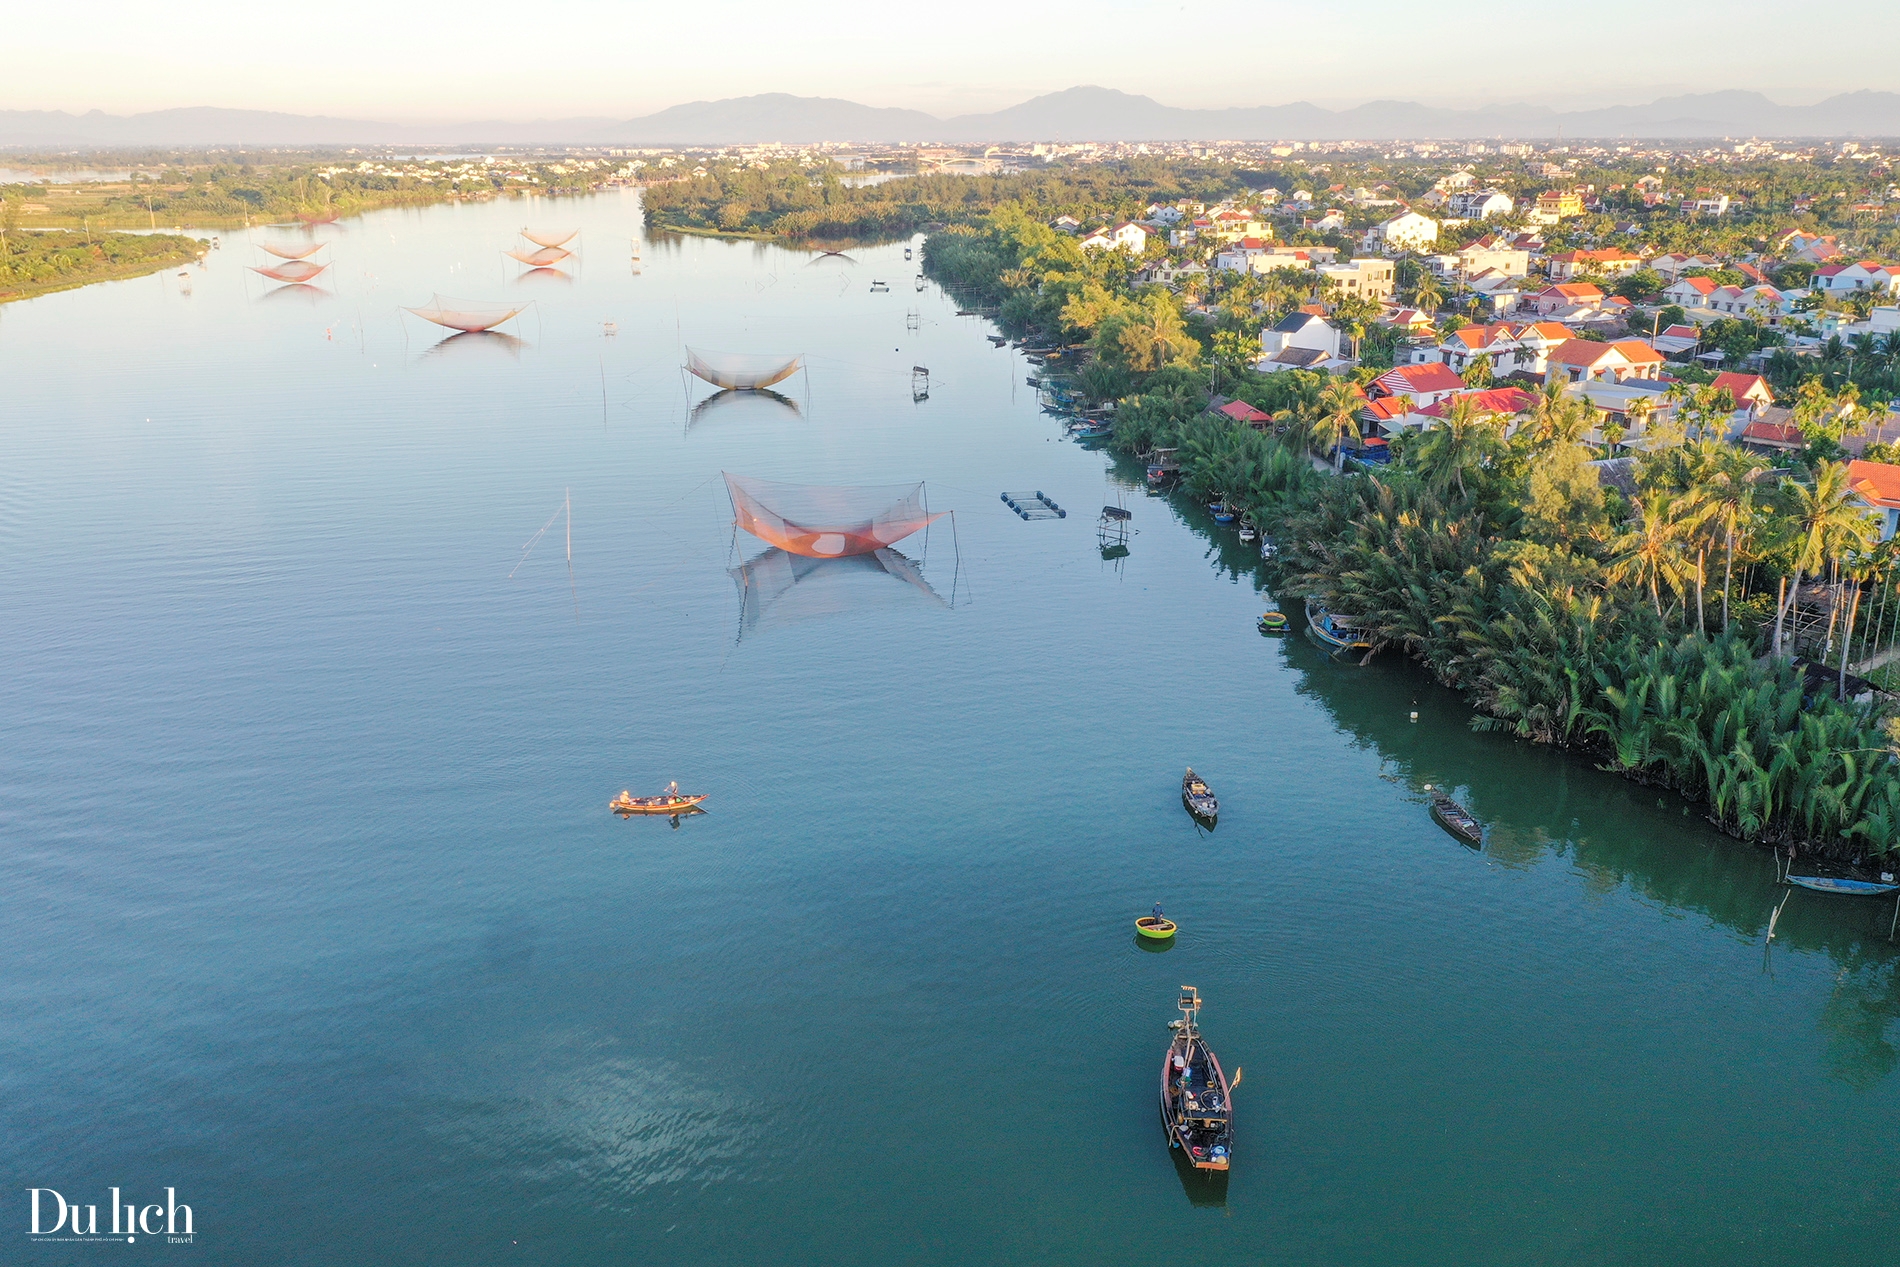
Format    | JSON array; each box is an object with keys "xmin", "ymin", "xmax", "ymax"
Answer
[{"xmin": 6, "ymin": 87, "xmax": 1900, "ymax": 148}]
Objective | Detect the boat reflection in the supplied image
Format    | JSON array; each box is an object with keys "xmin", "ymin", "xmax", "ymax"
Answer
[
  {"xmin": 689, "ymin": 387, "xmax": 802, "ymax": 429},
  {"xmin": 613, "ymin": 805, "xmax": 706, "ymax": 830},
  {"xmin": 1133, "ymin": 930, "xmax": 1172, "ymax": 954},
  {"xmin": 729, "ymin": 546, "xmax": 945, "ymax": 641},
  {"xmin": 1167, "ymin": 1117, "xmax": 1229, "ymax": 1206},
  {"xmin": 422, "ymin": 329, "xmax": 526, "ymax": 362}
]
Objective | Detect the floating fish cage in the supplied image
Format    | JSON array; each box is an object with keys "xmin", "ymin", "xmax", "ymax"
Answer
[{"xmin": 1001, "ymin": 491, "xmax": 1066, "ymax": 520}]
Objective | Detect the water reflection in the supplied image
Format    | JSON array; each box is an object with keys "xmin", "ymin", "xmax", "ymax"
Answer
[
  {"xmin": 1818, "ymin": 960, "xmax": 1900, "ymax": 1087},
  {"xmin": 728, "ymin": 546, "xmax": 945, "ymax": 642},
  {"xmin": 1133, "ymin": 931, "xmax": 1172, "ymax": 953},
  {"xmin": 421, "ymin": 330, "xmax": 526, "ymax": 362},
  {"xmin": 688, "ymin": 387, "xmax": 801, "ymax": 430},
  {"xmin": 613, "ymin": 805, "xmax": 707, "ymax": 831},
  {"xmin": 513, "ymin": 266, "xmax": 572, "ymax": 288},
  {"xmin": 257, "ymin": 282, "xmax": 331, "ymax": 306},
  {"xmin": 1142, "ymin": 447, "xmax": 1900, "ymax": 1083},
  {"xmin": 1167, "ymin": 1129, "xmax": 1228, "ymax": 1207}
]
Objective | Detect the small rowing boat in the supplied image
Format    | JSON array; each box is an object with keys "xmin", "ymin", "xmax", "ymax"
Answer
[
  {"xmin": 1425, "ymin": 785, "xmax": 1482, "ymax": 847},
  {"xmin": 1785, "ymin": 874, "xmax": 1898, "ymax": 896},
  {"xmin": 1161, "ymin": 987, "xmax": 1234, "ymax": 1171},
  {"xmin": 610, "ymin": 782, "xmax": 708, "ymax": 815},
  {"xmin": 1306, "ymin": 597, "xmax": 1372, "ymax": 655},
  {"xmin": 1137, "ymin": 907, "xmax": 1177, "ymax": 939},
  {"xmin": 1182, "ymin": 768, "xmax": 1218, "ymax": 825}
]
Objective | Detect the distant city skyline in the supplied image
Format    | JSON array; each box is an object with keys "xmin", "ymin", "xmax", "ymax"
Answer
[{"xmin": 9, "ymin": 0, "xmax": 1897, "ymax": 122}]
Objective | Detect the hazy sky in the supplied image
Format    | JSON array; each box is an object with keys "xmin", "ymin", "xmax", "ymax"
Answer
[{"xmin": 10, "ymin": 0, "xmax": 1897, "ymax": 120}]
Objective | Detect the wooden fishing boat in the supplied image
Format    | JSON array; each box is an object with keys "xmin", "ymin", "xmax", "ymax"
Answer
[
  {"xmin": 1161, "ymin": 987, "xmax": 1234, "ymax": 1171},
  {"xmin": 610, "ymin": 783, "xmax": 708, "ymax": 815},
  {"xmin": 1305, "ymin": 597, "xmax": 1372, "ymax": 655},
  {"xmin": 1425, "ymin": 785, "xmax": 1483, "ymax": 848},
  {"xmin": 1136, "ymin": 916, "xmax": 1177, "ymax": 940},
  {"xmin": 1785, "ymin": 874, "xmax": 1899, "ymax": 896},
  {"xmin": 1182, "ymin": 768, "xmax": 1219, "ymax": 825},
  {"xmin": 1237, "ymin": 513, "xmax": 1257, "ymax": 543}
]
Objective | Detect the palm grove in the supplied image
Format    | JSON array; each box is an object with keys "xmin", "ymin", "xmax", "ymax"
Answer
[{"xmin": 924, "ymin": 203, "xmax": 1900, "ymax": 862}]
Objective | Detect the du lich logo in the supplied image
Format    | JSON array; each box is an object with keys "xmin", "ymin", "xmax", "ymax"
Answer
[{"xmin": 27, "ymin": 1188, "xmax": 194, "ymax": 1244}]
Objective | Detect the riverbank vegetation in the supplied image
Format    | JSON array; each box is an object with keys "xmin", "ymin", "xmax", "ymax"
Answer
[
  {"xmin": 0, "ymin": 157, "xmax": 595, "ymax": 232},
  {"xmin": 918, "ymin": 196, "xmax": 1900, "ymax": 865},
  {"xmin": 642, "ymin": 158, "xmax": 1246, "ymax": 242},
  {"xmin": 0, "ymin": 225, "xmax": 203, "ymax": 303}
]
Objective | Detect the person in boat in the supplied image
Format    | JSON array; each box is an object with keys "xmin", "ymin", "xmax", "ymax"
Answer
[
  {"xmin": 1152, "ymin": 903, "xmax": 1165, "ymax": 924},
  {"xmin": 665, "ymin": 780, "xmax": 679, "ymax": 802}
]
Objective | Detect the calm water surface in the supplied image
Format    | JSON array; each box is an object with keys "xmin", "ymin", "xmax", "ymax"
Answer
[{"xmin": 2, "ymin": 192, "xmax": 1897, "ymax": 1266}]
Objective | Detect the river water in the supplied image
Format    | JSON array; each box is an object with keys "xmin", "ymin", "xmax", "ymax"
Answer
[{"xmin": 3, "ymin": 191, "xmax": 1897, "ymax": 1266}]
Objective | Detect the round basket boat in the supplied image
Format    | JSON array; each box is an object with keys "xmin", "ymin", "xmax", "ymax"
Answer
[
  {"xmin": 1136, "ymin": 916, "xmax": 1178, "ymax": 940},
  {"xmin": 1258, "ymin": 611, "xmax": 1288, "ymax": 633}
]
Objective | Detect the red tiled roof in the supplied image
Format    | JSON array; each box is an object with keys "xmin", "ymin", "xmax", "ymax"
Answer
[
  {"xmin": 1660, "ymin": 324, "xmax": 1699, "ymax": 339},
  {"xmin": 1216, "ymin": 400, "xmax": 1271, "ymax": 424},
  {"xmin": 1847, "ymin": 460, "xmax": 1900, "ymax": 508},
  {"xmin": 1712, "ymin": 372, "xmax": 1772, "ymax": 404},
  {"xmin": 1416, "ymin": 387, "xmax": 1540, "ymax": 418},
  {"xmin": 1548, "ymin": 339, "xmax": 1616, "ymax": 368},
  {"xmin": 1360, "ymin": 396, "xmax": 1413, "ymax": 421},
  {"xmin": 1674, "ymin": 276, "xmax": 1718, "ymax": 294},
  {"xmin": 1374, "ymin": 363, "xmax": 1466, "ymax": 396},
  {"xmin": 1609, "ymin": 339, "xmax": 1664, "ymax": 364},
  {"xmin": 1742, "ymin": 421, "xmax": 1802, "ymax": 446}
]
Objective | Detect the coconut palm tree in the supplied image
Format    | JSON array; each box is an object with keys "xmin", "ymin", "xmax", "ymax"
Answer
[
  {"xmin": 1308, "ymin": 378, "xmax": 1363, "ymax": 472},
  {"xmin": 1776, "ymin": 461, "xmax": 1878, "ymax": 658},
  {"xmin": 1608, "ymin": 497, "xmax": 1697, "ymax": 619},
  {"xmin": 1411, "ymin": 393, "xmax": 1500, "ymax": 499}
]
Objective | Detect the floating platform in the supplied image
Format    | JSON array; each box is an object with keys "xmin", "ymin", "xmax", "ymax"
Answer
[{"xmin": 1001, "ymin": 491, "xmax": 1066, "ymax": 520}]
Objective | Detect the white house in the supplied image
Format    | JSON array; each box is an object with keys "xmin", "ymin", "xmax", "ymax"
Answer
[
  {"xmin": 1080, "ymin": 222, "xmax": 1149, "ymax": 253},
  {"xmin": 1317, "ymin": 258, "xmax": 1396, "ymax": 302},
  {"xmin": 1662, "ymin": 276, "xmax": 1720, "ymax": 307},
  {"xmin": 1256, "ymin": 311, "xmax": 1349, "ymax": 372},
  {"xmin": 1686, "ymin": 195, "xmax": 1731, "ymax": 216},
  {"xmin": 1813, "ymin": 262, "xmax": 1900, "ymax": 296},
  {"xmin": 1364, "ymin": 210, "xmax": 1439, "ymax": 253},
  {"xmin": 1455, "ymin": 241, "xmax": 1530, "ymax": 279},
  {"xmin": 1445, "ymin": 189, "xmax": 1513, "ymax": 219}
]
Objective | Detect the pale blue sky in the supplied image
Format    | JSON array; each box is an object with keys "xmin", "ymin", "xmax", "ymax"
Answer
[{"xmin": 11, "ymin": 0, "xmax": 1896, "ymax": 120}]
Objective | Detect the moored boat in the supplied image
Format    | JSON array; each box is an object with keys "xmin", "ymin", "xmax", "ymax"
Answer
[
  {"xmin": 1257, "ymin": 611, "xmax": 1288, "ymax": 634},
  {"xmin": 610, "ymin": 781, "xmax": 708, "ymax": 815},
  {"xmin": 1238, "ymin": 512, "xmax": 1257, "ymax": 543},
  {"xmin": 1181, "ymin": 768, "xmax": 1218, "ymax": 824},
  {"xmin": 1785, "ymin": 874, "xmax": 1898, "ymax": 895},
  {"xmin": 1161, "ymin": 987, "xmax": 1234, "ymax": 1171},
  {"xmin": 1305, "ymin": 597, "xmax": 1372, "ymax": 655},
  {"xmin": 1425, "ymin": 784, "xmax": 1483, "ymax": 847}
]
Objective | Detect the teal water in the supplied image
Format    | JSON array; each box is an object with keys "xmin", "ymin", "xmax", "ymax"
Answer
[{"xmin": 2, "ymin": 192, "xmax": 1897, "ymax": 1265}]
